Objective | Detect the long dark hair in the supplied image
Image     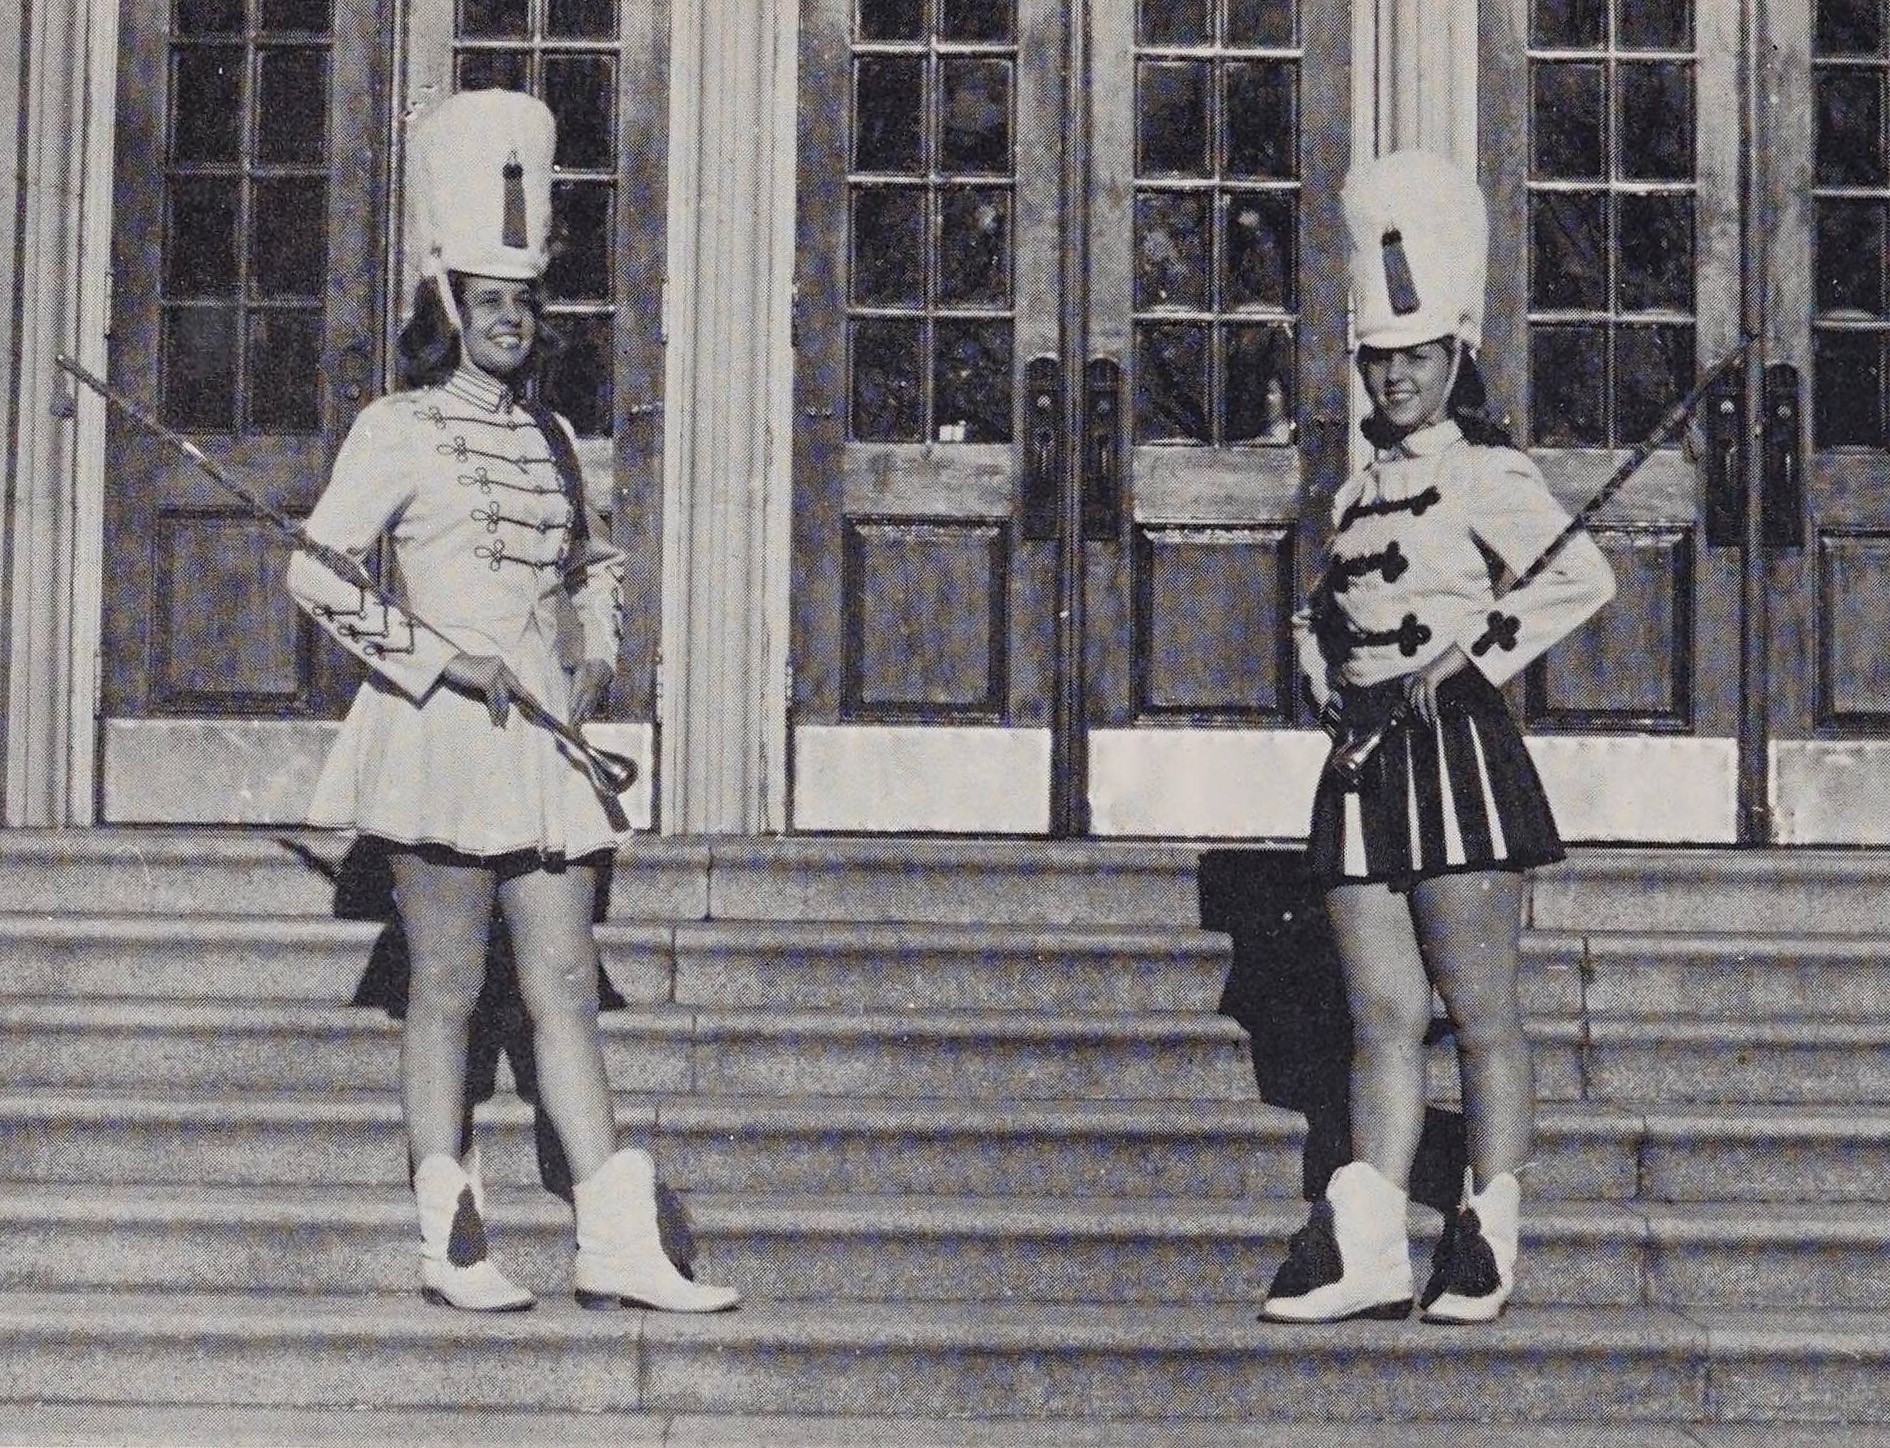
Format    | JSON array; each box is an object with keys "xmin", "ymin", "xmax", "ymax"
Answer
[
  {"xmin": 1359, "ymin": 342, "xmax": 1516, "ymax": 451},
  {"xmin": 395, "ymin": 272, "xmax": 563, "ymax": 390}
]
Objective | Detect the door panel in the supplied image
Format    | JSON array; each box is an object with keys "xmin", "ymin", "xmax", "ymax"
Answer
[
  {"xmin": 791, "ymin": 0, "xmax": 1349, "ymax": 835},
  {"xmin": 101, "ymin": 0, "xmax": 666, "ymax": 823}
]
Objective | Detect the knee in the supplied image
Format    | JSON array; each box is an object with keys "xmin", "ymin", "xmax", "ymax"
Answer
[
  {"xmin": 1446, "ymin": 996, "xmax": 1528, "ymax": 1056},
  {"xmin": 516, "ymin": 952, "xmax": 600, "ymax": 1025},
  {"xmin": 406, "ymin": 959, "xmax": 485, "ymax": 1022},
  {"xmin": 1349, "ymin": 987, "xmax": 1431, "ymax": 1051}
]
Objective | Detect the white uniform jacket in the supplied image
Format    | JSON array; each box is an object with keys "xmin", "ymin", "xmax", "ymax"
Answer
[
  {"xmin": 285, "ymin": 367, "xmax": 627, "ymax": 857},
  {"xmin": 1293, "ymin": 419, "xmax": 1615, "ymax": 710}
]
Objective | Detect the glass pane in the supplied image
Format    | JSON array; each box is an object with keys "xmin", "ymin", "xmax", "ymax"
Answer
[
  {"xmin": 1225, "ymin": 323, "xmax": 1294, "ymax": 443},
  {"xmin": 852, "ymin": 186, "xmax": 927, "ymax": 305},
  {"xmin": 1815, "ymin": 329, "xmax": 1886, "ymax": 445},
  {"xmin": 542, "ymin": 313, "xmax": 614, "ymax": 436},
  {"xmin": 251, "ymin": 178, "xmax": 328, "ymax": 299},
  {"xmin": 1136, "ymin": 322, "xmax": 1210, "ymax": 441},
  {"xmin": 1618, "ymin": 0, "xmax": 1689, "ymax": 49},
  {"xmin": 1224, "ymin": 191, "xmax": 1293, "ymax": 310},
  {"xmin": 546, "ymin": 179, "xmax": 613, "ymax": 302},
  {"xmin": 1227, "ymin": 0, "xmax": 1294, "ymax": 47},
  {"xmin": 1618, "ymin": 192, "xmax": 1693, "ymax": 312},
  {"xmin": 1136, "ymin": 192, "xmax": 1210, "ymax": 309},
  {"xmin": 166, "ymin": 178, "xmax": 240, "ymax": 298},
  {"xmin": 852, "ymin": 317, "xmax": 924, "ymax": 440},
  {"xmin": 257, "ymin": 48, "xmax": 329, "ymax": 165},
  {"xmin": 1818, "ymin": 72, "xmax": 1886, "ymax": 185},
  {"xmin": 1615, "ymin": 324, "xmax": 1693, "ymax": 441},
  {"xmin": 261, "ymin": 0, "xmax": 331, "ymax": 31},
  {"xmin": 1818, "ymin": 200, "xmax": 1887, "ymax": 315},
  {"xmin": 1620, "ymin": 62, "xmax": 1693, "ymax": 181},
  {"xmin": 1819, "ymin": 0, "xmax": 1885, "ymax": 55},
  {"xmin": 938, "ymin": 188, "xmax": 1010, "ymax": 306},
  {"xmin": 457, "ymin": 49, "xmax": 531, "ymax": 92},
  {"xmin": 860, "ymin": 0, "xmax": 924, "ymax": 42},
  {"xmin": 1141, "ymin": 0, "xmax": 1209, "ymax": 46},
  {"xmin": 548, "ymin": 0, "xmax": 617, "ymax": 40},
  {"xmin": 856, "ymin": 56, "xmax": 925, "ymax": 173},
  {"xmin": 940, "ymin": 0, "xmax": 1011, "ymax": 43},
  {"xmin": 1532, "ymin": 191, "xmax": 1608, "ymax": 310},
  {"xmin": 1533, "ymin": 0, "xmax": 1606, "ymax": 47},
  {"xmin": 940, "ymin": 59, "xmax": 1011, "ymax": 174},
  {"xmin": 162, "ymin": 307, "xmax": 239, "ymax": 431},
  {"xmin": 1532, "ymin": 324, "xmax": 1606, "ymax": 445},
  {"xmin": 1534, "ymin": 64, "xmax": 1605, "ymax": 178},
  {"xmin": 171, "ymin": 47, "xmax": 245, "ymax": 163},
  {"xmin": 546, "ymin": 54, "xmax": 617, "ymax": 170},
  {"xmin": 934, "ymin": 320, "xmax": 1012, "ymax": 442},
  {"xmin": 1138, "ymin": 62, "xmax": 1211, "ymax": 176},
  {"xmin": 460, "ymin": 0, "xmax": 529, "ymax": 38},
  {"xmin": 247, "ymin": 309, "xmax": 322, "ymax": 431},
  {"xmin": 1225, "ymin": 62, "xmax": 1295, "ymax": 179},
  {"xmin": 176, "ymin": 0, "xmax": 243, "ymax": 35}
]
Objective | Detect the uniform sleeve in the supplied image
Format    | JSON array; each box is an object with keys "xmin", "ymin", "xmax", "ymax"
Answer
[
  {"xmin": 1292, "ymin": 606, "xmax": 1334, "ymax": 711},
  {"xmin": 1455, "ymin": 448, "xmax": 1616, "ymax": 687},
  {"xmin": 550, "ymin": 410, "xmax": 625, "ymax": 669},
  {"xmin": 284, "ymin": 402, "xmax": 459, "ymax": 699}
]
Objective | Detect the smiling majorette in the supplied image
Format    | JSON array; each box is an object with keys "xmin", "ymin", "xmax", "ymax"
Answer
[
  {"xmin": 1261, "ymin": 150, "xmax": 1615, "ymax": 1325},
  {"xmin": 287, "ymin": 89, "xmax": 738, "ymax": 1316}
]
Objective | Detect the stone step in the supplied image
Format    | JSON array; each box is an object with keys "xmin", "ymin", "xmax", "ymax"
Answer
[
  {"xmin": 1532, "ymin": 848, "xmax": 1890, "ymax": 935},
  {"xmin": 0, "ymin": 830, "xmax": 1204, "ymax": 926},
  {"xmin": 0, "ymin": 999, "xmax": 1257, "ymax": 1100},
  {"xmin": 0, "ymin": 1292, "xmax": 1878, "ymax": 1424},
  {"xmin": 4, "ymin": 1184, "xmax": 1885, "ymax": 1312},
  {"xmin": 7, "ymin": 1408, "xmax": 1890, "ymax": 1448},
  {"xmin": 1575, "ymin": 932, "xmax": 1890, "ymax": 1018},
  {"xmin": 4, "ymin": 1091, "xmax": 1886, "ymax": 1205},
  {"xmin": 0, "ymin": 914, "xmax": 1232, "ymax": 1013}
]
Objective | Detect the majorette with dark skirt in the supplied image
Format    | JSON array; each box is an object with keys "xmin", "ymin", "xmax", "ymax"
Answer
[{"xmin": 1260, "ymin": 150, "xmax": 1614, "ymax": 1325}]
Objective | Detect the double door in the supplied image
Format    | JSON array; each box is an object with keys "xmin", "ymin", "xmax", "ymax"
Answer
[
  {"xmin": 790, "ymin": 0, "xmax": 1890, "ymax": 843},
  {"xmin": 98, "ymin": 0, "xmax": 665, "ymax": 823}
]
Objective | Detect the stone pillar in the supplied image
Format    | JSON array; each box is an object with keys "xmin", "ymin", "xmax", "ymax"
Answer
[
  {"xmin": 4, "ymin": 0, "xmax": 116, "ymax": 825},
  {"xmin": 659, "ymin": 0, "xmax": 798, "ymax": 834},
  {"xmin": 1357, "ymin": 0, "xmax": 1481, "ymax": 163}
]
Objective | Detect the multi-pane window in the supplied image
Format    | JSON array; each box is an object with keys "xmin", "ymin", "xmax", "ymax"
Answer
[
  {"xmin": 848, "ymin": 0, "xmax": 1017, "ymax": 444},
  {"xmin": 1813, "ymin": 0, "xmax": 1890, "ymax": 446},
  {"xmin": 1133, "ymin": 0, "xmax": 1299, "ymax": 447},
  {"xmin": 456, "ymin": 0, "xmax": 623, "ymax": 436},
  {"xmin": 1528, "ymin": 0, "xmax": 1696, "ymax": 448},
  {"xmin": 163, "ymin": 0, "xmax": 332, "ymax": 433}
]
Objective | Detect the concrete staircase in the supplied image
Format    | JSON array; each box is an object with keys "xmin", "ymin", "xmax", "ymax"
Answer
[{"xmin": 2, "ymin": 830, "xmax": 1889, "ymax": 1445}]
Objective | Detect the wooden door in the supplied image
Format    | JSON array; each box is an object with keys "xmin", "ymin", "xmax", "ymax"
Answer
[
  {"xmin": 102, "ymin": 0, "xmax": 388, "ymax": 816},
  {"xmin": 1759, "ymin": 0, "xmax": 1890, "ymax": 842},
  {"xmin": 100, "ymin": 0, "xmax": 666, "ymax": 824},
  {"xmin": 789, "ymin": 0, "xmax": 1350, "ymax": 835}
]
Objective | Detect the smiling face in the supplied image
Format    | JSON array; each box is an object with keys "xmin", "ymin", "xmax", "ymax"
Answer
[
  {"xmin": 454, "ymin": 275, "xmax": 538, "ymax": 379},
  {"xmin": 1358, "ymin": 337, "xmax": 1459, "ymax": 439}
]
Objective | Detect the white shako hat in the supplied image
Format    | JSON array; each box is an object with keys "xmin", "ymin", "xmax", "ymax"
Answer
[
  {"xmin": 1342, "ymin": 149, "xmax": 1488, "ymax": 352},
  {"xmin": 408, "ymin": 88, "xmax": 556, "ymax": 287}
]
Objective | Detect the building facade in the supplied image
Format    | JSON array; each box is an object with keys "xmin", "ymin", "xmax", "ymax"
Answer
[{"xmin": 5, "ymin": 0, "xmax": 1889, "ymax": 843}]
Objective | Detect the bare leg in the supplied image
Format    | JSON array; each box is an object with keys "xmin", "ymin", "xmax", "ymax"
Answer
[
  {"xmin": 390, "ymin": 851, "xmax": 497, "ymax": 1165},
  {"xmin": 1411, "ymin": 870, "xmax": 1532, "ymax": 1183},
  {"xmin": 499, "ymin": 861, "xmax": 619, "ymax": 1184},
  {"xmin": 1326, "ymin": 880, "xmax": 1432, "ymax": 1191}
]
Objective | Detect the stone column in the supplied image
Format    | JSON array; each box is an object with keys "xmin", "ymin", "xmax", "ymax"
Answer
[
  {"xmin": 659, "ymin": 0, "xmax": 798, "ymax": 834},
  {"xmin": 1357, "ymin": 0, "xmax": 1481, "ymax": 163}
]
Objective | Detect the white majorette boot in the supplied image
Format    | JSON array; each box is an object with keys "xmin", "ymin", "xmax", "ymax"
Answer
[
  {"xmin": 572, "ymin": 1147, "xmax": 741, "ymax": 1312},
  {"xmin": 1420, "ymin": 1168, "xmax": 1520, "ymax": 1323},
  {"xmin": 413, "ymin": 1147, "xmax": 535, "ymax": 1312},
  {"xmin": 1261, "ymin": 1160, "xmax": 1414, "ymax": 1322}
]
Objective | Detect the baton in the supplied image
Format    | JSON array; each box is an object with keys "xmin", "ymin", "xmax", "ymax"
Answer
[
  {"xmin": 1326, "ymin": 335, "xmax": 1755, "ymax": 788},
  {"xmin": 53, "ymin": 353, "xmax": 638, "ymax": 798}
]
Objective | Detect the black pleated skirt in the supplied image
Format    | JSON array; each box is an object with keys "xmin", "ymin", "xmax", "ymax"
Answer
[{"xmin": 1307, "ymin": 670, "xmax": 1564, "ymax": 892}]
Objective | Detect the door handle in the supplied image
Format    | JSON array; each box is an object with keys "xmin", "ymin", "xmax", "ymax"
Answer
[
  {"xmin": 1021, "ymin": 354, "xmax": 1062, "ymax": 542},
  {"xmin": 336, "ymin": 342, "xmax": 373, "ymax": 404},
  {"xmin": 1083, "ymin": 357, "xmax": 1123, "ymax": 540},
  {"xmin": 1701, "ymin": 367, "xmax": 1744, "ymax": 548},
  {"xmin": 1762, "ymin": 362, "xmax": 1804, "ymax": 549}
]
